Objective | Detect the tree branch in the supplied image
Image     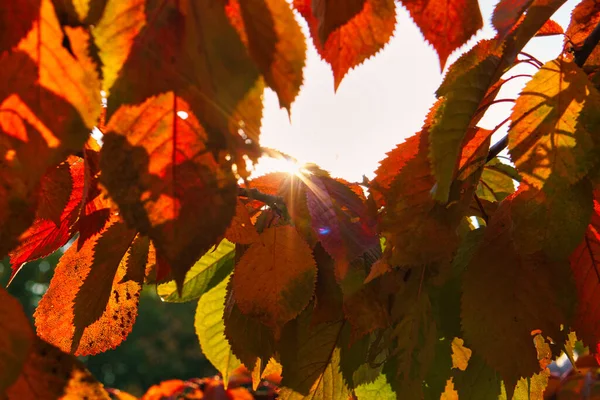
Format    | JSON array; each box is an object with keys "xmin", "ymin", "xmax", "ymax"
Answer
[
  {"xmin": 574, "ymin": 20, "xmax": 600, "ymax": 67},
  {"xmin": 483, "ymin": 20, "xmax": 600, "ymax": 164},
  {"xmin": 237, "ymin": 187, "xmax": 290, "ymax": 220}
]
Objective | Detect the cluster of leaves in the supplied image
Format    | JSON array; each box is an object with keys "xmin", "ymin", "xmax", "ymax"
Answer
[{"xmin": 3, "ymin": 0, "xmax": 600, "ymax": 398}]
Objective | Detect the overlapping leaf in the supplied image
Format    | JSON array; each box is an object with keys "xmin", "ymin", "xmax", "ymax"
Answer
[
  {"xmin": 508, "ymin": 59, "xmax": 600, "ymax": 190},
  {"xmin": 225, "ymin": 200, "xmax": 260, "ymax": 245},
  {"xmin": 195, "ymin": 275, "xmax": 241, "ymax": 386},
  {"xmin": 100, "ymin": 92, "xmax": 237, "ymax": 288},
  {"xmin": 569, "ymin": 200, "xmax": 600, "ymax": 351},
  {"xmin": 566, "ymin": 0, "xmax": 600, "ymax": 66},
  {"xmin": 401, "ymin": 0, "xmax": 483, "ymax": 69},
  {"xmin": 278, "ymin": 310, "xmax": 350, "ymax": 399},
  {"xmin": 227, "ymin": 0, "xmax": 306, "ymax": 111},
  {"xmin": 158, "ymin": 239, "xmax": 235, "ymax": 303},
  {"xmin": 305, "ymin": 172, "xmax": 379, "ymax": 277},
  {"xmin": 461, "ymin": 192, "xmax": 576, "ymax": 395},
  {"xmin": 232, "ymin": 225, "xmax": 317, "ymax": 336},
  {"xmin": 294, "ymin": 0, "xmax": 395, "ymax": 89},
  {"xmin": 9, "ymin": 157, "xmax": 84, "ymax": 278},
  {"xmin": 102, "ymin": 0, "xmax": 264, "ymax": 173},
  {"xmin": 429, "ymin": 40, "xmax": 502, "ymax": 202},
  {"xmin": 0, "ymin": 0, "xmax": 101, "ymax": 256},
  {"xmin": 34, "ymin": 217, "xmax": 145, "ymax": 355},
  {"xmin": 312, "ymin": 0, "xmax": 367, "ymax": 44},
  {"xmin": 492, "ymin": 0, "xmax": 532, "ymax": 39}
]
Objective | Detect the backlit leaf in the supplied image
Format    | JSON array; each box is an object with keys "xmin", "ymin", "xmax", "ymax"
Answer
[
  {"xmin": 508, "ymin": 59, "xmax": 600, "ymax": 189},
  {"xmin": 232, "ymin": 225, "xmax": 317, "ymax": 336},
  {"xmin": 195, "ymin": 274, "xmax": 241, "ymax": 386},
  {"xmin": 0, "ymin": 0, "xmax": 100, "ymax": 256},
  {"xmin": 312, "ymin": 0, "xmax": 367, "ymax": 44},
  {"xmin": 34, "ymin": 218, "xmax": 143, "ymax": 355},
  {"xmin": 306, "ymin": 174, "xmax": 379, "ymax": 275},
  {"xmin": 278, "ymin": 310, "xmax": 350, "ymax": 399},
  {"xmin": 565, "ymin": 0, "xmax": 600, "ymax": 66},
  {"xmin": 451, "ymin": 338, "xmax": 472, "ymax": 371},
  {"xmin": 228, "ymin": 0, "xmax": 306, "ymax": 111},
  {"xmin": 401, "ymin": 0, "xmax": 483, "ymax": 69},
  {"xmin": 535, "ymin": 19, "xmax": 563, "ymax": 36},
  {"xmin": 158, "ymin": 239, "xmax": 235, "ymax": 303},
  {"xmin": 225, "ymin": 200, "xmax": 260, "ymax": 245},
  {"xmin": 475, "ymin": 159, "xmax": 517, "ymax": 203},
  {"xmin": 429, "ymin": 40, "xmax": 501, "ymax": 202},
  {"xmin": 223, "ymin": 292, "xmax": 276, "ymax": 376},
  {"xmin": 100, "ymin": 92, "xmax": 237, "ymax": 289},
  {"xmin": 294, "ymin": 0, "xmax": 395, "ymax": 89},
  {"xmin": 104, "ymin": 0, "xmax": 263, "ymax": 170},
  {"xmin": 452, "ymin": 354, "xmax": 502, "ymax": 399},
  {"xmin": 9, "ymin": 157, "xmax": 83, "ymax": 278},
  {"xmin": 354, "ymin": 373, "xmax": 396, "ymax": 400},
  {"xmin": 492, "ymin": 0, "xmax": 532, "ymax": 39},
  {"xmin": 569, "ymin": 200, "xmax": 600, "ymax": 351},
  {"xmin": 462, "ymin": 193, "xmax": 576, "ymax": 395},
  {"xmin": 0, "ymin": 287, "xmax": 34, "ymax": 394},
  {"xmin": 91, "ymin": 0, "xmax": 145, "ymax": 94},
  {"xmin": 6, "ymin": 338, "xmax": 110, "ymax": 399}
]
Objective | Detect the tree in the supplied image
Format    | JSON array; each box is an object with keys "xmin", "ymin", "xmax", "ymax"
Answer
[{"xmin": 1, "ymin": 0, "xmax": 600, "ymax": 398}]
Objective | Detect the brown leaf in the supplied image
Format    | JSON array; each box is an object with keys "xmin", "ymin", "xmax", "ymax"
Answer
[{"xmin": 232, "ymin": 225, "xmax": 317, "ymax": 336}]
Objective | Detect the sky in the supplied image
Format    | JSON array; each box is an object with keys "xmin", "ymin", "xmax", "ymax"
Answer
[{"xmin": 253, "ymin": 0, "xmax": 581, "ymax": 182}]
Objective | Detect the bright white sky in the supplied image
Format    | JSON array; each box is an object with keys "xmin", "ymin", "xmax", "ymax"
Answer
[{"xmin": 254, "ymin": 0, "xmax": 581, "ymax": 182}]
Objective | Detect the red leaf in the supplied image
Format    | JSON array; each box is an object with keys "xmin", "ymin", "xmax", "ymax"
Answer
[
  {"xmin": 402, "ymin": 0, "xmax": 483, "ymax": 69},
  {"xmin": 0, "ymin": 0, "xmax": 40, "ymax": 54},
  {"xmin": 294, "ymin": 0, "xmax": 396, "ymax": 89},
  {"xmin": 9, "ymin": 157, "xmax": 84, "ymax": 278},
  {"xmin": 492, "ymin": 0, "xmax": 532, "ymax": 40}
]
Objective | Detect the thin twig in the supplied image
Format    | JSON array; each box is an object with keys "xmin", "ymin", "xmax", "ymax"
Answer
[{"xmin": 485, "ymin": 20, "xmax": 600, "ymax": 163}]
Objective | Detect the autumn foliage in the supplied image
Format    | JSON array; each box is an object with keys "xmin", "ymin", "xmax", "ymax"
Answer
[{"xmin": 3, "ymin": 0, "xmax": 600, "ymax": 398}]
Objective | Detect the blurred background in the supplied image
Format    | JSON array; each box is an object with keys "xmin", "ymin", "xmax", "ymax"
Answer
[{"xmin": 0, "ymin": 252, "xmax": 217, "ymax": 396}]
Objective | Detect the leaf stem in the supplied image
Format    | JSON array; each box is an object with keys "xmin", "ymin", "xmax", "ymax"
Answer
[{"xmin": 485, "ymin": 20, "xmax": 600, "ymax": 163}]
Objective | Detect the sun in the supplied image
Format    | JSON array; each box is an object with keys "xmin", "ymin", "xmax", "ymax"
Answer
[{"xmin": 250, "ymin": 154, "xmax": 310, "ymax": 178}]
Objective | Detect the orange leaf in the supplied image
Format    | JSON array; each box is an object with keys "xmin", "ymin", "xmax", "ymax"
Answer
[
  {"xmin": 535, "ymin": 19, "xmax": 564, "ymax": 36},
  {"xmin": 100, "ymin": 93, "xmax": 237, "ymax": 288},
  {"xmin": 232, "ymin": 225, "xmax": 317, "ymax": 336},
  {"xmin": 294, "ymin": 0, "xmax": 395, "ymax": 89},
  {"xmin": 103, "ymin": 0, "xmax": 264, "ymax": 173},
  {"xmin": 225, "ymin": 200, "xmax": 260, "ymax": 244},
  {"xmin": 6, "ymin": 338, "xmax": 110, "ymax": 399},
  {"xmin": 508, "ymin": 59, "xmax": 600, "ymax": 189},
  {"xmin": 227, "ymin": 0, "xmax": 307, "ymax": 111},
  {"xmin": 402, "ymin": 0, "xmax": 483, "ymax": 69},
  {"xmin": 566, "ymin": 0, "xmax": 600, "ymax": 49},
  {"xmin": 492, "ymin": 0, "xmax": 532, "ymax": 40},
  {"xmin": 9, "ymin": 157, "xmax": 84, "ymax": 278},
  {"xmin": 35, "ymin": 218, "xmax": 143, "ymax": 355}
]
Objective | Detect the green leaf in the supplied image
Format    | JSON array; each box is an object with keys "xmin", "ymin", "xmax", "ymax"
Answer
[
  {"xmin": 278, "ymin": 310, "xmax": 350, "ymax": 399},
  {"xmin": 158, "ymin": 240, "xmax": 235, "ymax": 303},
  {"xmin": 194, "ymin": 274, "xmax": 241, "ymax": 386},
  {"xmin": 476, "ymin": 159, "xmax": 517, "ymax": 203},
  {"xmin": 429, "ymin": 40, "xmax": 501, "ymax": 202},
  {"xmin": 354, "ymin": 373, "xmax": 396, "ymax": 400}
]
